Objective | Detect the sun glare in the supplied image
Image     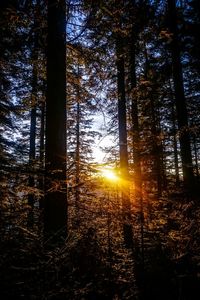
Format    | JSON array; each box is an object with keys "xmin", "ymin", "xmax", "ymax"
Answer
[{"xmin": 101, "ymin": 168, "xmax": 119, "ymax": 181}]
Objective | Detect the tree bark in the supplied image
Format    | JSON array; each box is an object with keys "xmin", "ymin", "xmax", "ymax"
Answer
[
  {"xmin": 75, "ymin": 72, "xmax": 80, "ymax": 226},
  {"xmin": 44, "ymin": 0, "xmax": 67, "ymax": 243},
  {"xmin": 129, "ymin": 19, "xmax": 144, "ymax": 262},
  {"xmin": 116, "ymin": 31, "xmax": 133, "ymax": 249},
  {"xmin": 171, "ymin": 101, "xmax": 180, "ymax": 184},
  {"xmin": 28, "ymin": 1, "xmax": 39, "ymax": 228},
  {"xmin": 168, "ymin": 0, "xmax": 194, "ymax": 191}
]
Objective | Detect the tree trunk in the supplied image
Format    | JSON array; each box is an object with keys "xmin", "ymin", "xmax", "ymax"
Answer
[
  {"xmin": 129, "ymin": 20, "xmax": 144, "ymax": 262},
  {"xmin": 44, "ymin": 0, "xmax": 67, "ymax": 243},
  {"xmin": 39, "ymin": 100, "xmax": 45, "ymax": 211},
  {"xmin": 144, "ymin": 46, "xmax": 163, "ymax": 196},
  {"xmin": 75, "ymin": 74, "xmax": 80, "ymax": 226},
  {"xmin": 116, "ymin": 31, "xmax": 133, "ymax": 249},
  {"xmin": 28, "ymin": 1, "xmax": 39, "ymax": 228},
  {"xmin": 171, "ymin": 101, "xmax": 180, "ymax": 185},
  {"xmin": 193, "ymin": 135, "xmax": 199, "ymax": 178},
  {"xmin": 28, "ymin": 101, "xmax": 36, "ymax": 227},
  {"xmin": 168, "ymin": 0, "xmax": 194, "ymax": 191}
]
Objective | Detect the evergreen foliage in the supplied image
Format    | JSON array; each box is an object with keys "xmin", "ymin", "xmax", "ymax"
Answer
[{"xmin": 0, "ymin": 0, "xmax": 200, "ymax": 299}]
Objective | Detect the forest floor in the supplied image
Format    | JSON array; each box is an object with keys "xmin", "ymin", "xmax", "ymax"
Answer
[{"xmin": 1, "ymin": 224, "xmax": 200, "ymax": 300}]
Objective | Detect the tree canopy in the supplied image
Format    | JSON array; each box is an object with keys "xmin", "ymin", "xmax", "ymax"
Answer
[{"xmin": 0, "ymin": 0, "xmax": 200, "ymax": 299}]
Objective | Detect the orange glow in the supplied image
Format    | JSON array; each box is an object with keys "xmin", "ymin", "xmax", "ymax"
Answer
[{"xmin": 100, "ymin": 168, "xmax": 119, "ymax": 182}]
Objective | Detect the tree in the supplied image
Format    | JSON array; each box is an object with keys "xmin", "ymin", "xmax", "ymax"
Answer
[
  {"xmin": 28, "ymin": 0, "xmax": 40, "ymax": 227},
  {"xmin": 44, "ymin": 0, "xmax": 67, "ymax": 242},
  {"xmin": 128, "ymin": 0, "xmax": 144, "ymax": 264},
  {"xmin": 167, "ymin": 0, "xmax": 194, "ymax": 192},
  {"xmin": 115, "ymin": 12, "xmax": 133, "ymax": 249}
]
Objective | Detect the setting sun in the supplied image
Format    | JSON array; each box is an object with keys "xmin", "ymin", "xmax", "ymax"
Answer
[{"xmin": 100, "ymin": 168, "xmax": 119, "ymax": 181}]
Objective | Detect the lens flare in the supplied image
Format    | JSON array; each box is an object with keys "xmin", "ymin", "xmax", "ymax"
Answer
[{"xmin": 101, "ymin": 168, "xmax": 119, "ymax": 181}]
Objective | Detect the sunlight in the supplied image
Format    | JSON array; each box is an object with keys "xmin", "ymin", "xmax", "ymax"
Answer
[{"xmin": 100, "ymin": 168, "xmax": 119, "ymax": 182}]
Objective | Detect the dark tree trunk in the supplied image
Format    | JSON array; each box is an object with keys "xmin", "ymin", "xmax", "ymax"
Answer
[
  {"xmin": 168, "ymin": 0, "xmax": 194, "ymax": 191},
  {"xmin": 116, "ymin": 31, "xmax": 133, "ymax": 249},
  {"xmin": 129, "ymin": 20, "xmax": 144, "ymax": 262},
  {"xmin": 29, "ymin": 106, "xmax": 36, "ymax": 163},
  {"xmin": 150, "ymin": 96, "xmax": 163, "ymax": 196},
  {"xmin": 39, "ymin": 100, "xmax": 45, "ymax": 211},
  {"xmin": 171, "ymin": 101, "xmax": 180, "ymax": 185},
  {"xmin": 28, "ymin": 102, "xmax": 36, "ymax": 227},
  {"xmin": 40, "ymin": 102, "xmax": 45, "ymax": 167},
  {"xmin": 144, "ymin": 46, "xmax": 163, "ymax": 196},
  {"xmin": 44, "ymin": 0, "xmax": 67, "ymax": 242},
  {"xmin": 193, "ymin": 135, "xmax": 199, "ymax": 178},
  {"xmin": 28, "ymin": 1, "xmax": 39, "ymax": 228},
  {"xmin": 75, "ymin": 80, "xmax": 80, "ymax": 226}
]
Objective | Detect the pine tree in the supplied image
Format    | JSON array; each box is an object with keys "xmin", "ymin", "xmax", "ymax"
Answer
[
  {"xmin": 44, "ymin": 0, "xmax": 67, "ymax": 242},
  {"xmin": 167, "ymin": 0, "xmax": 194, "ymax": 192},
  {"xmin": 115, "ymin": 7, "xmax": 133, "ymax": 249}
]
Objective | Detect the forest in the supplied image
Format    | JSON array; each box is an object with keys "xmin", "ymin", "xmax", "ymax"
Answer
[{"xmin": 0, "ymin": 0, "xmax": 200, "ymax": 299}]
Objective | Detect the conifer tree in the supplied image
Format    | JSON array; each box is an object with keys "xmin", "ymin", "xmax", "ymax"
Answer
[
  {"xmin": 115, "ymin": 7, "xmax": 133, "ymax": 249},
  {"xmin": 167, "ymin": 0, "xmax": 194, "ymax": 192},
  {"xmin": 44, "ymin": 0, "xmax": 67, "ymax": 242}
]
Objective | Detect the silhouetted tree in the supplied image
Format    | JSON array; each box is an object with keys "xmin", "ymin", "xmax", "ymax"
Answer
[{"xmin": 44, "ymin": 0, "xmax": 67, "ymax": 243}]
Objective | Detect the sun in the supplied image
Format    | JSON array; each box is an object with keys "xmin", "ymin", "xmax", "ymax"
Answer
[{"xmin": 100, "ymin": 168, "xmax": 119, "ymax": 181}]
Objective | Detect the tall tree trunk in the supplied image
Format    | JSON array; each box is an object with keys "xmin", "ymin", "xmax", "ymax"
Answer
[
  {"xmin": 193, "ymin": 135, "xmax": 199, "ymax": 178},
  {"xmin": 39, "ymin": 100, "xmax": 45, "ymax": 211},
  {"xmin": 168, "ymin": 0, "xmax": 194, "ymax": 191},
  {"xmin": 75, "ymin": 80, "xmax": 80, "ymax": 226},
  {"xmin": 171, "ymin": 101, "xmax": 180, "ymax": 185},
  {"xmin": 116, "ymin": 31, "xmax": 133, "ymax": 249},
  {"xmin": 129, "ymin": 19, "xmax": 144, "ymax": 262},
  {"xmin": 144, "ymin": 46, "xmax": 163, "ymax": 196},
  {"xmin": 28, "ymin": 99, "xmax": 36, "ymax": 227},
  {"xmin": 150, "ymin": 96, "xmax": 162, "ymax": 196},
  {"xmin": 28, "ymin": 1, "xmax": 39, "ymax": 228},
  {"xmin": 44, "ymin": 0, "xmax": 67, "ymax": 243}
]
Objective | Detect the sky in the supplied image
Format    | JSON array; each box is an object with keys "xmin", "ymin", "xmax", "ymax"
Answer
[{"xmin": 91, "ymin": 112, "xmax": 116, "ymax": 163}]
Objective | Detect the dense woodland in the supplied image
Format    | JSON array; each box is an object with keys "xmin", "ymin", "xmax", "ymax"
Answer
[{"xmin": 1, "ymin": 0, "xmax": 200, "ymax": 299}]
